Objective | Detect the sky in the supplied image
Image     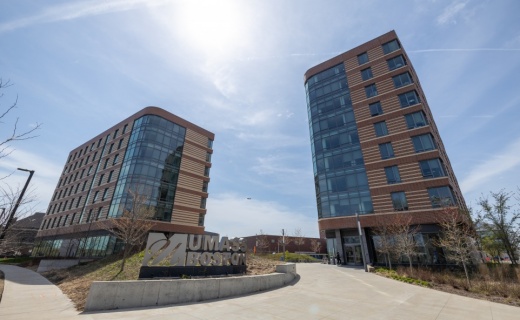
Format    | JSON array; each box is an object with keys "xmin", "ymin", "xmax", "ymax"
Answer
[{"xmin": 1, "ymin": 0, "xmax": 519, "ymax": 238}]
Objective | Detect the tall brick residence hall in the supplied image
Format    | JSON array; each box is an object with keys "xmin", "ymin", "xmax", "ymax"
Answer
[
  {"xmin": 304, "ymin": 30, "xmax": 467, "ymax": 266},
  {"xmin": 33, "ymin": 107, "xmax": 214, "ymax": 258}
]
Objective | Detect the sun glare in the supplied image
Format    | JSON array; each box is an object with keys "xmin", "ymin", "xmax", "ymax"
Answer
[{"xmin": 173, "ymin": 1, "xmax": 247, "ymax": 55}]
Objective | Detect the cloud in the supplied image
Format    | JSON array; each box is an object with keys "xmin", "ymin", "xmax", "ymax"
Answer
[
  {"xmin": 204, "ymin": 193, "xmax": 318, "ymax": 238},
  {"xmin": 460, "ymin": 136, "xmax": 520, "ymax": 194},
  {"xmin": 436, "ymin": 0, "xmax": 469, "ymax": 25},
  {"xmin": 0, "ymin": 0, "xmax": 168, "ymax": 33}
]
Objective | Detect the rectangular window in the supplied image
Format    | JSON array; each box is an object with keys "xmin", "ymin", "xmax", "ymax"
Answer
[
  {"xmin": 419, "ymin": 159, "xmax": 446, "ymax": 178},
  {"xmin": 80, "ymin": 169, "xmax": 85, "ymax": 179},
  {"xmin": 122, "ymin": 124, "xmax": 128, "ymax": 134},
  {"xmin": 69, "ymin": 199, "xmax": 74, "ymax": 210},
  {"xmin": 88, "ymin": 166, "xmax": 93, "ymax": 176},
  {"xmin": 114, "ymin": 129, "xmax": 119, "ymax": 139},
  {"xmin": 204, "ymin": 167, "xmax": 210, "ymax": 177},
  {"xmin": 108, "ymin": 143, "xmax": 114, "ymax": 154},
  {"xmin": 369, "ymin": 101, "xmax": 383, "ymax": 116},
  {"xmin": 63, "ymin": 201, "xmax": 68, "ymax": 212},
  {"xmin": 104, "ymin": 158, "xmax": 109, "ymax": 169},
  {"xmin": 207, "ymin": 139, "xmax": 213, "ymax": 148},
  {"xmin": 98, "ymin": 174, "xmax": 104, "ymax": 186},
  {"xmin": 385, "ymin": 166, "xmax": 401, "ymax": 184},
  {"xmin": 75, "ymin": 183, "xmax": 80, "ymax": 194},
  {"xmin": 374, "ymin": 121, "xmax": 389, "ymax": 137},
  {"xmin": 87, "ymin": 209, "xmax": 93, "ymax": 222},
  {"xmin": 379, "ymin": 142, "xmax": 395, "ymax": 159},
  {"xmin": 113, "ymin": 154, "xmax": 119, "ymax": 165},
  {"xmin": 412, "ymin": 134, "xmax": 436, "ymax": 152},
  {"xmin": 202, "ymin": 181, "xmax": 209, "ymax": 193},
  {"xmin": 96, "ymin": 207, "xmax": 103, "ymax": 221},
  {"xmin": 71, "ymin": 213, "xmax": 76, "ymax": 225},
  {"xmin": 93, "ymin": 152, "xmax": 97, "ymax": 161},
  {"xmin": 391, "ymin": 191, "xmax": 408, "ymax": 211},
  {"xmin": 206, "ymin": 152, "xmax": 212, "ymax": 162},
  {"xmin": 200, "ymin": 197, "xmax": 207, "ymax": 209},
  {"xmin": 117, "ymin": 139, "xmax": 123, "ymax": 150},
  {"xmin": 392, "ymin": 72, "xmax": 413, "ymax": 88},
  {"xmin": 387, "ymin": 55, "xmax": 406, "ymax": 70},
  {"xmin": 82, "ymin": 180, "xmax": 87, "ymax": 191},
  {"xmin": 198, "ymin": 213, "xmax": 205, "ymax": 226},
  {"xmin": 361, "ymin": 67, "xmax": 373, "ymax": 81},
  {"xmin": 76, "ymin": 196, "xmax": 82, "ymax": 208},
  {"xmin": 398, "ymin": 91, "xmax": 420, "ymax": 107},
  {"xmin": 102, "ymin": 188, "xmax": 109, "ymax": 201},
  {"xmin": 97, "ymin": 138, "xmax": 102, "ymax": 148},
  {"xmin": 382, "ymin": 39, "xmax": 400, "ymax": 54},
  {"xmin": 428, "ymin": 186, "xmax": 456, "ymax": 207},
  {"xmin": 107, "ymin": 170, "xmax": 113, "ymax": 183},
  {"xmin": 357, "ymin": 52, "xmax": 369, "ymax": 65},
  {"xmin": 93, "ymin": 191, "xmax": 99, "ymax": 203},
  {"xmin": 365, "ymin": 84, "xmax": 378, "ymax": 98},
  {"xmin": 405, "ymin": 111, "xmax": 428, "ymax": 129}
]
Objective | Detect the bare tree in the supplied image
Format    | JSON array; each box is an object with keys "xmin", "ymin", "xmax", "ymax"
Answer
[
  {"xmin": 0, "ymin": 183, "xmax": 37, "ymax": 253},
  {"xmin": 293, "ymin": 228, "xmax": 305, "ymax": 253},
  {"xmin": 476, "ymin": 190, "xmax": 520, "ymax": 265},
  {"xmin": 372, "ymin": 216, "xmax": 398, "ymax": 269},
  {"xmin": 434, "ymin": 207, "xmax": 475, "ymax": 288},
  {"xmin": 392, "ymin": 214, "xmax": 420, "ymax": 274},
  {"xmin": 0, "ymin": 79, "xmax": 41, "ymax": 165},
  {"xmin": 310, "ymin": 239, "xmax": 321, "ymax": 253},
  {"xmin": 102, "ymin": 187, "xmax": 155, "ymax": 272},
  {"xmin": 255, "ymin": 230, "xmax": 270, "ymax": 254}
]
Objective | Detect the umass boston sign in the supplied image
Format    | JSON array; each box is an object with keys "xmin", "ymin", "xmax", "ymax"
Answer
[{"xmin": 139, "ymin": 233, "xmax": 247, "ymax": 279}]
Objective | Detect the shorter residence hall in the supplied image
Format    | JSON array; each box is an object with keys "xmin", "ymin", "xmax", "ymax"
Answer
[{"xmin": 33, "ymin": 107, "xmax": 214, "ymax": 258}]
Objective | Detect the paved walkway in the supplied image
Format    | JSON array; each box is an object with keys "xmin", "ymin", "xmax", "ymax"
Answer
[{"xmin": 1, "ymin": 263, "xmax": 519, "ymax": 319}]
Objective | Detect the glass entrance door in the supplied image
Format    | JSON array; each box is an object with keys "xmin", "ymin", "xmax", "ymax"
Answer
[{"xmin": 344, "ymin": 244, "xmax": 362, "ymax": 264}]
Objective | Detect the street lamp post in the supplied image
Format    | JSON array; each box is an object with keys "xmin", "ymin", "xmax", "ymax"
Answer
[
  {"xmin": 356, "ymin": 212, "xmax": 368, "ymax": 272},
  {"xmin": 0, "ymin": 168, "xmax": 35, "ymax": 241},
  {"xmin": 282, "ymin": 229, "xmax": 286, "ymax": 262}
]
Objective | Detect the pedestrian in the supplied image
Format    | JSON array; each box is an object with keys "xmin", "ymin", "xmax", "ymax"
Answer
[{"xmin": 336, "ymin": 252, "xmax": 341, "ymax": 265}]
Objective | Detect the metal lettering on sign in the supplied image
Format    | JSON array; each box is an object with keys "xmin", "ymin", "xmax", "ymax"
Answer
[{"xmin": 142, "ymin": 233, "xmax": 247, "ymax": 267}]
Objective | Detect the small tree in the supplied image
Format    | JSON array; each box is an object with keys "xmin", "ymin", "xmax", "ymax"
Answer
[
  {"xmin": 435, "ymin": 207, "xmax": 475, "ymax": 288},
  {"xmin": 310, "ymin": 239, "xmax": 321, "ymax": 253},
  {"xmin": 476, "ymin": 190, "xmax": 520, "ymax": 265},
  {"xmin": 102, "ymin": 187, "xmax": 155, "ymax": 272},
  {"xmin": 255, "ymin": 230, "xmax": 270, "ymax": 254},
  {"xmin": 0, "ymin": 183, "xmax": 36, "ymax": 252},
  {"xmin": 392, "ymin": 214, "xmax": 420, "ymax": 274},
  {"xmin": 372, "ymin": 216, "xmax": 397, "ymax": 269},
  {"xmin": 293, "ymin": 228, "xmax": 305, "ymax": 253}
]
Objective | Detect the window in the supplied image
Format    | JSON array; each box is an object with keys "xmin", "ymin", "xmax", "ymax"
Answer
[
  {"xmin": 419, "ymin": 159, "xmax": 446, "ymax": 178},
  {"xmin": 428, "ymin": 186, "xmax": 456, "ymax": 207},
  {"xmin": 387, "ymin": 55, "xmax": 406, "ymax": 70},
  {"xmin": 102, "ymin": 188, "xmax": 109, "ymax": 201},
  {"xmin": 80, "ymin": 169, "xmax": 85, "ymax": 179},
  {"xmin": 392, "ymin": 72, "xmax": 413, "ymax": 88},
  {"xmin": 104, "ymin": 158, "xmax": 109, "ymax": 169},
  {"xmin": 108, "ymin": 143, "xmax": 114, "ymax": 154},
  {"xmin": 93, "ymin": 191, "xmax": 99, "ymax": 203},
  {"xmin": 113, "ymin": 154, "xmax": 119, "ymax": 165},
  {"xmin": 385, "ymin": 166, "xmax": 401, "ymax": 184},
  {"xmin": 93, "ymin": 152, "xmax": 97, "ymax": 161},
  {"xmin": 361, "ymin": 67, "xmax": 373, "ymax": 81},
  {"xmin": 374, "ymin": 121, "xmax": 389, "ymax": 137},
  {"xmin": 204, "ymin": 167, "xmax": 210, "ymax": 177},
  {"xmin": 117, "ymin": 139, "xmax": 123, "ymax": 150},
  {"xmin": 107, "ymin": 170, "xmax": 113, "ymax": 183},
  {"xmin": 86, "ymin": 209, "xmax": 93, "ymax": 222},
  {"xmin": 96, "ymin": 207, "xmax": 103, "ymax": 220},
  {"xmin": 198, "ymin": 213, "xmax": 205, "ymax": 226},
  {"xmin": 114, "ymin": 129, "xmax": 119, "ymax": 139},
  {"xmin": 97, "ymin": 138, "xmax": 102, "ymax": 148},
  {"xmin": 379, "ymin": 142, "xmax": 395, "ymax": 159},
  {"xmin": 412, "ymin": 134, "xmax": 436, "ymax": 152},
  {"xmin": 207, "ymin": 139, "xmax": 213, "ymax": 148},
  {"xmin": 88, "ymin": 166, "xmax": 93, "ymax": 176},
  {"xmin": 357, "ymin": 52, "xmax": 369, "ymax": 65},
  {"xmin": 76, "ymin": 196, "xmax": 82, "ymax": 208},
  {"xmin": 206, "ymin": 152, "xmax": 211, "ymax": 162},
  {"xmin": 122, "ymin": 124, "xmax": 128, "ymax": 134},
  {"xmin": 69, "ymin": 199, "xmax": 74, "ymax": 210},
  {"xmin": 202, "ymin": 181, "xmax": 208, "ymax": 193},
  {"xmin": 98, "ymin": 174, "xmax": 104, "ymax": 186},
  {"xmin": 391, "ymin": 191, "xmax": 408, "ymax": 211},
  {"xmin": 398, "ymin": 91, "xmax": 420, "ymax": 107},
  {"xmin": 82, "ymin": 180, "xmax": 87, "ymax": 191},
  {"xmin": 405, "ymin": 111, "xmax": 428, "ymax": 129},
  {"xmin": 75, "ymin": 183, "xmax": 80, "ymax": 194},
  {"xmin": 369, "ymin": 102, "xmax": 383, "ymax": 116},
  {"xmin": 382, "ymin": 39, "xmax": 400, "ymax": 54},
  {"xmin": 200, "ymin": 197, "xmax": 207, "ymax": 209},
  {"xmin": 365, "ymin": 84, "xmax": 378, "ymax": 98}
]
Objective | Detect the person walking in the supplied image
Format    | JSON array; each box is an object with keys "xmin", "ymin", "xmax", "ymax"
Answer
[{"xmin": 336, "ymin": 252, "xmax": 342, "ymax": 265}]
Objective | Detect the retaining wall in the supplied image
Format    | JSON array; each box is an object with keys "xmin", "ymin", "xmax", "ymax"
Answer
[
  {"xmin": 37, "ymin": 259, "xmax": 93, "ymax": 273},
  {"xmin": 84, "ymin": 263, "xmax": 297, "ymax": 311}
]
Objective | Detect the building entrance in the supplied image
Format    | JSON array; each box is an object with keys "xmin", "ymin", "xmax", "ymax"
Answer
[{"xmin": 344, "ymin": 244, "xmax": 362, "ymax": 264}]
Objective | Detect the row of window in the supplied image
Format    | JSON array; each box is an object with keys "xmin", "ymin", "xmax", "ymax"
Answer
[
  {"xmin": 364, "ymin": 72, "xmax": 414, "ymax": 99},
  {"xmin": 67, "ymin": 124, "xmax": 128, "ymax": 164},
  {"xmin": 52, "ymin": 167, "xmax": 117, "ymax": 204},
  {"xmin": 384, "ymin": 158, "xmax": 446, "ymax": 184},
  {"xmin": 42, "ymin": 206, "xmax": 106, "ymax": 230},
  {"xmin": 360, "ymin": 55, "xmax": 407, "ymax": 82},
  {"xmin": 61, "ymin": 137, "xmax": 124, "ymax": 188},
  {"xmin": 372, "ymin": 111, "xmax": 428, "ymax": 138},
  {"xmin": 357, "ymin": 39, "xmax": 400, "ymax": 66},
  {"xmin": 379, "ymin": 133, "xmax": 436, "ymax": 160},
  {"xmin": 391, "ymin": 186, "xmax": 456, "ymax": 211}
]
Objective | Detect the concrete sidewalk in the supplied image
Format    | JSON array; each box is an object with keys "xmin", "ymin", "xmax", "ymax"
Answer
[
  {"xmin": 0, "ymin": 264, "xmax": 78, "ymax": 319},
  {"xmin": 1, "ymin": 263, "xmax": 519, "ymax": 319}
]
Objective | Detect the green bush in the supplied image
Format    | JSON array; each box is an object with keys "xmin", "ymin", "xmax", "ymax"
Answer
[{"xmin": 260, "ymin": 252, "xmax": 319, "ymax": 263}]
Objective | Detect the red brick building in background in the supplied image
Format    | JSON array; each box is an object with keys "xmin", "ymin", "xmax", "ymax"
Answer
[
  {"xmin": 241, "ymin": 234, "xmax": 327, "ymax": 255},
  {"xmin": 304, "ymin": 30, "xmax": 467, "ymax": 265}
]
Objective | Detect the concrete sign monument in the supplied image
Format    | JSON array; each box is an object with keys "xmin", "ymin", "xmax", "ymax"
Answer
[{"xmin": 139, "ymin": 233, "xmax": 247, "ymax": 278}]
